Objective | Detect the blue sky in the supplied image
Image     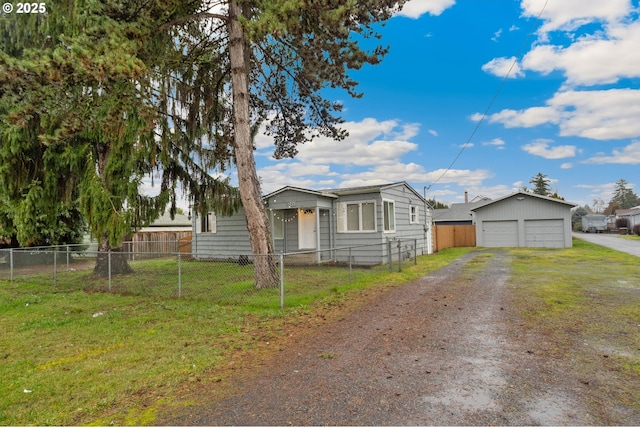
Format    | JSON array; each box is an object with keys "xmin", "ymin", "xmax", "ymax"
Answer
[{"xmin": 243, "ymin": 0, "xmax": 640, "ymax": 209}]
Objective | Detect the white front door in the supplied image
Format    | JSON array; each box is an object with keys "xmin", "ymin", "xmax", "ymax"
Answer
[{"xmin": 298, "ymin": 208, "xmax": 317, "ymax": 249}]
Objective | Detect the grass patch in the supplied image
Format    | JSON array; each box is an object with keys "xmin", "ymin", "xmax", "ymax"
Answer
[
  {"xmin": 0, "ymin": 247, "xmax": 473, "ymax": 425},
  {"xmin": 509, "ymin": 238, "xmax": 640, "ymax": 418}
]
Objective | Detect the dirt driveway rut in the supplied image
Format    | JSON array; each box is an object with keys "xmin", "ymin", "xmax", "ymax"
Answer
[{"xmin": 167, "ymin": 251, "xmax": 605, "ymax": 425}]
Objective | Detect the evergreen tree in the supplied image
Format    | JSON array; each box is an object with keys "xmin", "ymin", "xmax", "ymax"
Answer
[
  {"xmin": 0, "ymin": 1, "xmax": 240, "ymax": 274},
  {"xmin": 529, "ymin": 172, "xmax": 551, "ymax": 196},
  {"xmin": 611, "ymin": 178, "xmax": 640, "ymax": 209}
]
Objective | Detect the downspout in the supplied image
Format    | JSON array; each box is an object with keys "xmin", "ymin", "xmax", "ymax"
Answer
[
  {"xmin": 331, "ymin": 200, "xmax": 336, "ymax": 261},
  {"xmin": 315, "ymin": 206, "xmax": 321, "ymax": 264}
]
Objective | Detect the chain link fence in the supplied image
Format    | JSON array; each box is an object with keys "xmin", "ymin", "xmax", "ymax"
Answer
[{"xmin": 0, "ymin": 240, "xmax": 418, "ymax": 308}]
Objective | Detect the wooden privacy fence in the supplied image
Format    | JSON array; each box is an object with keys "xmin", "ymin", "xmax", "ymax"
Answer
[{"xmin": 433, "ymin": 225, "xmax": 476, "ymax": 252}]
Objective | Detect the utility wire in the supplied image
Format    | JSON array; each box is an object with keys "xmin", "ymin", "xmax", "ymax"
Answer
[{"xmin": 425, "ymin": 0, "xmax": 550, "ymax": 192}]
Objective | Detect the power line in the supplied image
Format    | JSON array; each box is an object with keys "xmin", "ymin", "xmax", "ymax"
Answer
[{"xmin": 425, "ymin": 0, "xmax": 550, "ymax": 192}]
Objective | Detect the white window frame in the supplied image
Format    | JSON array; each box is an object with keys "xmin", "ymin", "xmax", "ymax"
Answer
[
  {"xmin": 337, "ymin": 200, "xmax": 377, "ymax": 233},
  {"xmin": 409, "ymin": 205, "xmax": 419, "ymax": 224},
  {"xmin": 197, "ymin": 212, "xmax": 216, "ymax": 233},
  {"xmin": 383, "ymin": 199, "xmax": 396, "ymax": 233},
  {"xmin": 272, "ymin": 210, "xmax": 284, "ymax": 239}
]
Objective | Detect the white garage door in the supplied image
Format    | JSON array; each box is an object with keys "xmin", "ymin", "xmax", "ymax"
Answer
[
  {"xmin": 525, "ymin": 219, "xmax": 565, "ymax": 248},
  {"xmin": 482, "ymin": 220, "xmax": 518, "ymax": 247}
]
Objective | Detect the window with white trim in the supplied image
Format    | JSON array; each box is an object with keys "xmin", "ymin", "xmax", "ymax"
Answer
[
  {"xmin": 272, "ymin": 210, "xmax": 284, "ymax": 239},
  {"xmin": 409, "ymin": 205, "xmax": 419, "ymax": 224},
  {"xmin": 198, "ymin": 212, "xmax": 216, "ymax": 233},
  {"xmin": 383, "ymin": 199, "xmax": 395, "ymax": 232},
  {"xmin": 337, "ymin": 201, "xmax": 376, "ymax": 232}
]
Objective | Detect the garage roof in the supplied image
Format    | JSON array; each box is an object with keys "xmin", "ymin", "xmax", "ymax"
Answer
[{"xmin": 469, "ymin": 190, "xmax": 577, "ymax": 211}]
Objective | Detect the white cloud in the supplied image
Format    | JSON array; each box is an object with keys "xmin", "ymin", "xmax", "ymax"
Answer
[
  {"xmin": 560, "ymin": 162, "xmax": 573, "ymax": 169},
  {"xmin": 575, "ymin": 182, "xmax": 618, "ymax": 203},
  {"xmin": 483, "ymin": 138, "xmax": 506, "ymax": 149},
  {"xmin": 520, "ymin": 0, "xmax": 631, "ymax": 35},
  {"xmin": 396, "ymin": 0, "xmax": 456, "ymax": 19},
  {"xmin": 290, "ymin": 119, "xmax": 419, "ymax": 166},
  {"xmin": 486, "ymin": 89, "xmax": 640, "ymax": 140},
  {"xmin": 521, "ymin": 140, "xmax": 577, "ymax": 159},
  {"xmin": 491, "ymin": 28, "xmax": 503, "ymax": 42},
  {"xmin": 481, "ymin": 56, "xmax": 524, "ymax": 79},
  {"xmin": 428, "ymin": 129, "xmax": 439, "ymax": 137},
  {"xmin": 582, "ymin": 141, "xmax": 640, "ymax": 165},
  {"xmin": 522, "ymin": 21, "xmax": 640, "ymax": 86},
  {"xmin": 422, "ymin": 168, "xmax": 493, "ymax": 187}
]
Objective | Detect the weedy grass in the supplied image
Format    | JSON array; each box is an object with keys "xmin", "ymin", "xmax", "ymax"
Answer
[
  {"xmin": 0, "ymin": 247, "xmax": 472, "ymax": 425},
  {"xmin": 509, "ymin": 238, "xmax": 640, "ymax": 419}
]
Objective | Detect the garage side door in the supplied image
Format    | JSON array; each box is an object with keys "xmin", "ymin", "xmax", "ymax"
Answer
[
  {"xmin": 481, "ymin": 220, "xmax": 518, "ymax": 247},
  {"xmin": 524, "ymin": 219, "xmax": 565, "ymax": 248}
]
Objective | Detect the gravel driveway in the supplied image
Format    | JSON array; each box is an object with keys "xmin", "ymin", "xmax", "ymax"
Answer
[
  {"xmin": 573, "ymin": 232, "xmax": 640, "ymax": 257},
  {"xmin": 162, "ymin": 250, "xmax": 629, "ymax": 426}
]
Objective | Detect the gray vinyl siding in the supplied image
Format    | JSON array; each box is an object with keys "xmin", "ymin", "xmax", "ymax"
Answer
[
  {"xmin": 333, "ymin": 184, "xmax": 428, "ymax": 264},
  {"xmin": 333, "ymin": 191, "xmax": 384, "ymax": 265},
  {"xmin": 192, "ymin": 209, "xmax": 251, "ymax": 259},
  {"xmin": 379, "ymin": 184, "xmax": 429, "ymax": 256}
]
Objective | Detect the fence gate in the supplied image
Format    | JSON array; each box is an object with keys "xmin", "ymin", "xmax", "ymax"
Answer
[{"xmin": 434, "ymin": 225, "xmax": 476, "ymax": 252}]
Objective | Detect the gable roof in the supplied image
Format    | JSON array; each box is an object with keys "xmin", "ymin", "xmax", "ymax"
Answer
[
  {"xmin": 470, "ymin": 190, "xmax": 577, "ymax": 211},
  {"xmin": 264, "ymin": 181, "xmax": 426, "ymax": 203},
  {"xmin": 264, "ymin": 186, "xmax": 339, "ymax": 200},
  {"xmin": 615, "ymin": 207, "xmax": 640, "ymax": 216},
  {"xmin": 432, "ymin": 203, "xmax": 476, "ymax": 222}
]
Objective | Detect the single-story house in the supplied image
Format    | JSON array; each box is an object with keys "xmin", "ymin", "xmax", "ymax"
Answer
[
  {"xmin": 471, "ymin": 191, "xmax": 577, "ymax": 248},
  {"xmin": 192, "ymin": 181, "xmax": 433, "ymax": 264},
  {"xmin": 615, "ymin": 207, "xmax": 640, "ymax": 233}
]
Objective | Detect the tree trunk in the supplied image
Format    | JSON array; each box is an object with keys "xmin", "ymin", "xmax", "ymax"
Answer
[
  {"xmin": 93, "ymin": 142, "xmax": 134, "ymax": 277},
  {"xmin": 228, "ymin": 1, "xmax": 278, "ymax": 289},
  {"xmin": 94, "ymin": 234, "xmax": 134, "ymax": 277}
]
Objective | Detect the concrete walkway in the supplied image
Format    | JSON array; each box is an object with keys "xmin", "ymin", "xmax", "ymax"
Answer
[{"xmin": 573, "ymin": 232, "xmax": 640, "ymax": 257}]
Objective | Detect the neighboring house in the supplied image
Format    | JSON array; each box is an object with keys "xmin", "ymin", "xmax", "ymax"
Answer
[
  {"xmin": 432, "ymin": 193, "xmax": 491, "ymax": 225},
  {"xmin": 432, "ymin": 203, "xmax": 475, "ymax": 225},
  {"xmin": 129, "ymin": 211, "xmax": 192, "ymax": 255},
  {"xmin": 471, "ymin": 190, "xmax": 577, "ymax": 248},
  {"xmin": 192, "ymin": 182, "xmax": 433, "ymax": 265},
  {"xmin": 615, "ymin": 207, "xmax": 640, "ymax": 233}
]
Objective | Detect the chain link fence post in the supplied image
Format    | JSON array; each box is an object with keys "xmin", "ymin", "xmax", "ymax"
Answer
[
  {"xmin": 279, "ymin": 253, "xmax": 285, "ymax": 309},
  {"xmin": 9, "ymin": 248, "xmax": 13, "ymax": 282},
  {"xmin": 387, "ymin": 240, "xmax": 392, "ymax": 272},
  {"xmin": 177, "ymin": 252, "xmax": 182, "ymax": 298},
  {"xmin": 414, "ymin": 238, "xmax": 418, "ymax": 265},
  {"xmin": 348, "ymin": 247, "xmax": 353, "ymax": 284},
  {"xmin": 397, "ymin": 240, "xmax": 402, "ymax": 272},
  {"xmin": 108, "ymin": 251, "xmax": 112, "ymax": 292},
  {"xmin": 53, "ymin": 249, "xmax": 57, "ymax": 287}
]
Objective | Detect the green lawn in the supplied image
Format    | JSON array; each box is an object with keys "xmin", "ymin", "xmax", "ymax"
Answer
[
  {"xmin": 509, "ymin": 238, "xmax": 640, "ymax": 418},
  {"xmin": 0, "ymin": 248, "xmax": 471, "ymax": 425},
  {"xmin": 2, "ymin": 240, "xmax": 638, "ymax": 425}
]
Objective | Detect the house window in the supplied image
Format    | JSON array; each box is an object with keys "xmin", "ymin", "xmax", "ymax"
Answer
[
  {"xmin": 272, "ymin": 210, "xmax": 284, "ymax": 239},
  {"xmin": 338, "ymin": 201, "xmax": 376, "ymax": 232},
  {"xmin": 410, "ymin": 205, "xmax": 419, "ymax": 224},
  {"xmin": 199, "ymin": 212, "xmax": 216, "ymax": 233},
  {"xmin": 383, "ymin": 200, "xmax": 395, "ymax": 232}
]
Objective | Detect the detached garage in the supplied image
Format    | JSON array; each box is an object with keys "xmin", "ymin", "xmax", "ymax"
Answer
[{"xmin": 471, "ymin": 191, "xmax": 577, "ymax": 248}]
